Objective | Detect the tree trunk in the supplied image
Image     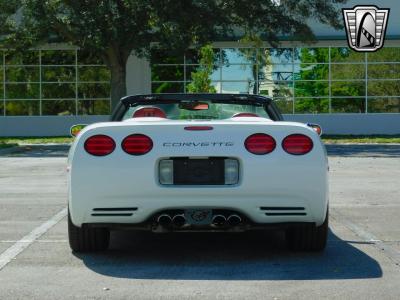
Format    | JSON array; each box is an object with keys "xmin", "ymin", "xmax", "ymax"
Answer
[{"xmin": 110, "ymin": 64, "xmax": 127, "ymax": 110}]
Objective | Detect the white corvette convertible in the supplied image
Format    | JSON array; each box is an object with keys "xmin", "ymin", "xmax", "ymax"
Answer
[{"xmin": 68, "ymin": 94, "xmax": 328, "ymax": 252}]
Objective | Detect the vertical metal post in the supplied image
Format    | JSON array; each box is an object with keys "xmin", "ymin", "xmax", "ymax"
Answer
[
  {"xmin": 219, "ymin": 48, "xmax": 222, "ymax": 93},
  {"xmin": 183, "ymin": 54, "xmax": 186, "ymax": 93},
  {"xmin": 328, "ymin": 47, "xmax": 332, "ymax": 113},
  {"xmin": 255, "ymin": 48, "xmax": 259, "ymax": 95},
  {"xmin": 365, "ymin": 52, "xmax": 368, "ymax": 113},
  {"xmin": 75, "ymin": 49, "xmax": 79, "ymax": 115},
  {"xmin": 3, "ymin": 51, "xmax": 5, "ymax": 116},
  {"xmin": 292, "ymin": 47, "xmax": 295, "ymax": 114},
  {"xmin": 39, "ymin": 49, "xmax": 42, "ymax": 116}
]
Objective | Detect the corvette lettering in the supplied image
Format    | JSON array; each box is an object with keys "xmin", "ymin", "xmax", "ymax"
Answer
[{"xmin": 163, "ymin": 142, "xmax": 234, "ymax": 147}]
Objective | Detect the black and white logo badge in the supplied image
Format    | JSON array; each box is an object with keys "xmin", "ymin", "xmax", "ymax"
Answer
[{"xmin": 342, "ymin": 5, "xmax": 390, "ymax": 52}]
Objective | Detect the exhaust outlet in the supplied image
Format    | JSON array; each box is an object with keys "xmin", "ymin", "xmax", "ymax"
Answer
[
  {"xmin": 157, "ymin": 214, "xmax": 172, "ymax": 227},
  {"xmin": 172, "ymin": 214, "xmax": 186, "ymax": 227},
  {"xmin": 212, "ymin": 215, "xmax": 226, "ymax": 227},
  {"xmin": 227, "ymin": 214, "xmax": 242, "ymax": 226}
]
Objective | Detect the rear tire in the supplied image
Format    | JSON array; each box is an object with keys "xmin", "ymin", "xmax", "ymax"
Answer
[
  {"xmin": 68, "ymin": 211, "xmax": 110, "ymax": 252},
  {"xmin": 286, "ymin": 209, "xmax": 329, "ymax": 252}
]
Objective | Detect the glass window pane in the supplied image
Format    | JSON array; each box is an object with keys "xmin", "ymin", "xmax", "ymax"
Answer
[
  {"xmin": 42, "ymin": 100, "xmax": 76, "ymax": 115},
  {"xmin": 185, "ymin": 65, "xmax": 220, "ymax": 82},
  {"xmin": 78, "ymin": 66, "xmax": 110, "ymax": 81},
  {"xmin": 5, "ymin": 66, "xmax": 40, "ymax": 82},
  {"xmin": 78, "ymin": 83, "xmax": 110, "ymax": 99},
  {"xmin": 331, "ymin": 64, "xmax": 365, "ymax": 80},
  {"xmin": 78, "ymin": 100, "xmax": 110, "ymax": 115},
  {"xmin": 273, "ymin": 98, "xmax": 293, "ymax": 114},
  {"xmin": 295, "ymin": 81, "xmax": 329, "ymax": 97},
  {"xmin": 294, "ymin": 98, "xmax": 329, "ymax": 113},
  {"xmin": 43, "ymin": 83, "xmax": 75, "ymax": 99},
  {"xmin": 78, "ymin": 51, "xmax": 103, "ymax": 65},
  {"xmin": 5, "ymin": 100, "xmax": 40, "ymax": 115},
  {"xmin": 151, "ymin": 49, "xmax": 184, "ymax": 64},
  {"xmin": 41, "ymin": 50, "xmax": 75, "ymax": 65},
  {"xmin": 367, "ymin": 80, "xmax": 400, "ymax": 96},
  {"xmin": 221, "ymin": 81, "xmax": 256, "ymax": 94},
  {"xmin": 331, "ymin": 98, "xmax": 365, "ymax": 113},
  {"xmin": 259, "ymin": 64, "xmax": 293, "ymax": 81},
  {"xmin": 5, "ymin": 51, "xmax": 39, "ymax": 65},
  {"xmin": 152, "ymin": 82, "xmax": 184, "ymax": 93},
  {"xmin": 42, "ymin": 66, "xmax": 75, "ymax": 82},
  {"xmin": 222, "ymin": 48, "xmax": 256, "ymax": 64},
  {"xmin": 0, "ymin": 101, "xmax": 4, "ymax": 115},
  {"xmin": 259, "ymin": 81, "xmax": 293, "ymax": 97},
  {"xmin": 264, "ymin": 48, "xmax": 293, "ymax": 64},
  {"xmin": 368, "ymin": 48, "xmax": 400, "ymax": 62},
  {"xmin": 368, "ymin": 98, "xmax": 400, "ymax": 113},
  {"xmin": 222, "ymin": 64, "xmax": 255, "ymax": 81},
  {"xmin": 151, "ymin": 65, "xmax": 184, "ymax": 81},
  {"xmin": 330, "ymin": 47, "xmax": 364, "ymax": 62},
  {"xmin": 294, "ymin": 48, "xmax": 329, "ymax": 63},
  {"xmin": 331, "ymin": 81, "xmax": 365, "ymax": 97},
  {"xmin": 0, "ymin": 67, "xmax": 3, "ymax": 82},
  {"xmin": 368, "ymin": 64, "xmax": 400, "ymax": 79},
  {"xmin": 5, "ymin": 83, "xmax": 40, "ymax": 99},
  {"xmin": 294, "ymin": 64, "xmax": 328, "ymax": 80}
]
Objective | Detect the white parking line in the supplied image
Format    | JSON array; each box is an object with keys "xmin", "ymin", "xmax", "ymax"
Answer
[{"xmin": 0, "ymin": 207, "xmax": 67, "ymax": 271}]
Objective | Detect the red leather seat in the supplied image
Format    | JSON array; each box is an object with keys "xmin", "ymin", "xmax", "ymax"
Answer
[{"xmin": 132, "ymin": 107, "xmax": 167, "ymax": 118}]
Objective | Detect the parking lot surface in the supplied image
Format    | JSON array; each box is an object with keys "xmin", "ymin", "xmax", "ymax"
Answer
[{"xmin": 0, "ymin": 145, "xmax": 400, "ymax": 299}]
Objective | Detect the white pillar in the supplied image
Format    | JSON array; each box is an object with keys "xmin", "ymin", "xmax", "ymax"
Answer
[{"xmin": 126, "ymin": 53, "xmax": 151, "ymax": 95}]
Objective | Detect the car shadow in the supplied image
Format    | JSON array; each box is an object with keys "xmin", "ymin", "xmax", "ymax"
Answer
[{"xmin": 74, "ymin": 228, "xmax": 382, "ymax": 280}]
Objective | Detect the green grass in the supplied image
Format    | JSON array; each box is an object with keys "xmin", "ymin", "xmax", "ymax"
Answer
[
  {"xmin": 322, "ymin": 135, "xmax": 400, "ymax": 144},
  {"xmin": 0, "ymin": 142, "xmax": 18, "ymax": 149},
  {"xmin": 1, "ymin": 135, "xmax": 400, "ymax": 147},
  {"xmin": 0, "ymin": 136, "xmax": 73, "ymax": 146}
]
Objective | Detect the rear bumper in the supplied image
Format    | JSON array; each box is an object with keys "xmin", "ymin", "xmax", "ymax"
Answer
[{"xmin": 69, "ymin": 193, "xmax": 328, "ymax": 228}]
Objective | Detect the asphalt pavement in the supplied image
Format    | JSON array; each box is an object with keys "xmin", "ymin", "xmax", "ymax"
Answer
[{"xmin": 0, "ymin": 145, "xmax": 399, "ymax": 299}]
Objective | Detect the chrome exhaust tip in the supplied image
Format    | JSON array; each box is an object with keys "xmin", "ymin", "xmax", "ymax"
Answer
[
  {"xmin": 227, "ymin": 214, "xmax": 242, "ymax": 226},
  {"xmin": 212, "ymin": 215, "xmax": 226, "ymax": 226},
  {"xmin": 157, "ymin": 214, "xmax": 172, "ymax": 227},
  {"xmin": 172, "ymin": 214, "xmax": 186, "ymax": 227}
]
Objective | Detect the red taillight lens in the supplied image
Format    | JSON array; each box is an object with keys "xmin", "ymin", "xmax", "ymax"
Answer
[
  {"xmin": 282, "ymin": 134, "xmax": 313, "ymax": 155},
  {"xmin": 84, "ymin": 135, "xmax": 115, "ymax": 156},
  {"xmin": 244, "ymin": 133, "xmax": 276, "ymax": 155},
  {"xmin": 122, "ymin": 134, "xmax": 153, "ymax": 155}
]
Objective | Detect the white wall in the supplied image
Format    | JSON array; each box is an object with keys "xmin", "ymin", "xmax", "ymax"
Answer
[{"xmin": 1, "ymin": 114, "xmax": 400, "ymax": 137}]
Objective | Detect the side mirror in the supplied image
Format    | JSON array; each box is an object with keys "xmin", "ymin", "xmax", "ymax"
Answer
[
  {"xmin": 70, "ymin": 124, "xmax": 87, "ymax": 137},
  {"xmin": 307, "ymin": 123, "xmax": 322, "ymax": 136}
]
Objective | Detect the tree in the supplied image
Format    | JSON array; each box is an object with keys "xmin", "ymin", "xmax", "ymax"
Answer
[
  {"xmin": 5, "ymin": 0, "xmax": 347, "ymax": 109},
  {"xmin": 187, "ymin": 45, "xmax": 217, "ymax": 93}
]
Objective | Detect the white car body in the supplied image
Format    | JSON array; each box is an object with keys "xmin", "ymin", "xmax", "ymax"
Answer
[{"xmin": 68, "ymin": 117, "xmax": 328, "ymax": 228}]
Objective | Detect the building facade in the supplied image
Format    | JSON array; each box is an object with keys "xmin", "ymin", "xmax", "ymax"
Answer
[{"xmin": 1, "ymin": 0, "xmax": 400, "ymax": 136}]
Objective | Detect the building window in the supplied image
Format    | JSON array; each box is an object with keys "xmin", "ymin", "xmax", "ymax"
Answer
[
  {"xmin": 151, "ymin": 46, "xmax": 400, "ymax": 114},
  {"xmin": 1, "ymin": 49, "xmax": 111, "ymax": 116}
]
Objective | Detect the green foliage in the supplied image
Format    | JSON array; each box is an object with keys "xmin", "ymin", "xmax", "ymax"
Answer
[
  {"xmin": 187, "ymin": 45, "xmax": 217, "ymax": 93},
  {"xmin": 2, "ymin": 0, "xmax": 347, "ymax": 109}
]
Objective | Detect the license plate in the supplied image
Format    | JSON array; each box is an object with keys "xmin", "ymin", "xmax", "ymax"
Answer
[
  {"xmin": 185, "ymin": 209, "xmax": 212, "ymax": 225},
  {"xmin": 174, "ymin": 158, "xmax": 225, "ymax": 185}
]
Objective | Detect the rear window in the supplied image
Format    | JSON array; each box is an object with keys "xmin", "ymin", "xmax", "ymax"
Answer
[{"xmin": 123, "ymin": 102, "xmax": 270, "ymax": 120}]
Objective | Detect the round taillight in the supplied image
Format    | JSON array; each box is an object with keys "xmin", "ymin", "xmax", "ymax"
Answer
[
  {"xmin": 282, "ymin": 134, "xmax": 313, "ymax": 155},
  {"xmin": 84, "ymin": 135, "xmax": 115, "ymax": 156},
  {"xmin": 122, "ymin": 134, "xmax": 153, "ymax": 155},
  {"xmin": 244, "ymin": 133, "xmax": 276, "ymax": 155}
]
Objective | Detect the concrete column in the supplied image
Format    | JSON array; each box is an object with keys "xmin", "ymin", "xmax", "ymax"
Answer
[{"xmin": 126, "ymin": 54, "xmax": 151, "ymax": 95}]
